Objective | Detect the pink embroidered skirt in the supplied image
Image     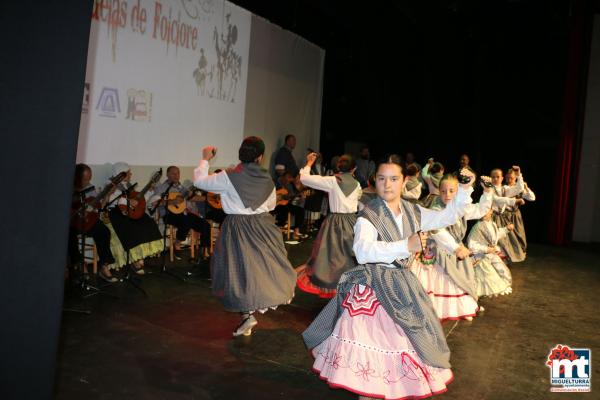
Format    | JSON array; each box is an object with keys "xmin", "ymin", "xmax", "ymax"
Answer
[
  {"xmin": 411, "ymin": 260, "xmax": 479, "ymax": 321},
  {"xmin": 311, "ymin": 284, "xmax": 453, "ymax": 399}
]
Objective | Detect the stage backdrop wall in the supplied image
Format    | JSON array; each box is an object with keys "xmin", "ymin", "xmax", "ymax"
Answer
[
  {"xmin": 573, "ymin": 15, "xmax": 600, "ymax": 243},
  {"xmin": 244, "ymin": 14, "xmax": 324, "ymax": 173},
  {"xmin": 77, "ymin": 0, "xmax": 324, "ymax": 187}
]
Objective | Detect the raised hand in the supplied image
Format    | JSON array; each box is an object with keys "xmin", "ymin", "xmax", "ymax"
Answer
[
  {"xmin": 407, "ymin": 232, "xmax": 427, "ymax": 252},
  {"xmin": 306, "ymin": 152, "xmax": 318, "ymax": 166},
  {"xmin": 458, "ymin": 168, "xmax": 476, "ymax": 189},
  {"xmin": 202, "ymin": 146, "xmax": 217, "ymax": 161},
  {"xmin": 480, "ymin": 175, "xmax": 493, "ymax": 192}
]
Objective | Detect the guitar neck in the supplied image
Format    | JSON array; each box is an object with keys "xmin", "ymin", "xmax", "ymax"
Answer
[
  {"xmin": 137, "ymin": 180, "xmax": 155, "ymax": 199},
  {"xmin": 94, "ymin": 185, "xmax": 113, "ymax": 205}
]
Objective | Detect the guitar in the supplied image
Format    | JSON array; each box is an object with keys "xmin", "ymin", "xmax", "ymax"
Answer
[
  {"xmin": 70, "ymin": 171, "xmax": 127, "ymax": 232},
  {"xmin": 118, "ymin": 169, "xmax": 162, "ymax": 219},
  {"xmin": 276, "ymin": 188, "xmax": 290, "ymax": 206},
  {"xmin": 167, "ymin": 185, "xmax": 202, "ymax": 214},
  {"xmin": 206, "ymin": 192, "xmax": 222, "ymax": 210},
  {"xmin": 276, "ymin": 181, "xmax": 312, "ymax": 207},
  {"xmin": 293, "ymin": 180, "xmax": 312, "ymax": 205}
]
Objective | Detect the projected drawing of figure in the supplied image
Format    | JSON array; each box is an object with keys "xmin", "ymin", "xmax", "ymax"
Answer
[
  {"xmin": 204, "ymin": 65, "xmax": 216, "ymax": 99},
  {"xmin": 211, "ymin": 13, "xmax": 242, "ymax": 102},
  {"xmin": 227, "ymin": 54, "xmax": 242, "ymax": 103},
  {"xmin": 193, "ymin": 48, "xmax": 208, "ymax": 96},
  {"xmin": 213, "ymin": 26, "xmax": 225, "ymax": 100}
]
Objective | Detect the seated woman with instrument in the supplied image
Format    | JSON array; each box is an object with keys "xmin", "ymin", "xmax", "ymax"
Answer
[
  {"xmin": 105, "ymin": 162, "xmax": 163, "ymax": 274},
  {"xmin": 149, "ymin": 166, "xmax": 212, "ymax": 257},
  {"xmin": 68, "ymin": 164, "xmax": 119, "ymax": 282}
]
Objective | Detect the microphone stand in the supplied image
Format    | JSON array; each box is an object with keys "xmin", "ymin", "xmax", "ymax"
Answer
[
  {"xmin": 149, "ymin": 182, "xmax": 187, "ymax": 283},
  {"xmin": 104, "ymin": 182, "xmax": 137, "ymax": 210},
  {"xmin": 190, "ymin": 190, "xmax": 212, "ymax": 272}
]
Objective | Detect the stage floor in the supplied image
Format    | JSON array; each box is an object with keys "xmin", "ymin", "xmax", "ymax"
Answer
[{"xmin": 56, "ymin": 240, "xmax": 600, "ymax": 399}]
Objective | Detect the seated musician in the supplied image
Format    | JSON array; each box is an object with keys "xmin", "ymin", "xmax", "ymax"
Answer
[
  {"xmin": 273, "ymin": 171, "xmax": 306, "ymax": 240},
  {"xmin": 105, "ymin": 162, "xmax": 163, "ymax": 274},
  {"xmin": 204, "ymin": 169, "xmax": 226, "ymax": 224},
  {"xmin": 149, "ymin": 166, "xmax": 212, "ymax": 256},
  {"xmin": 67, "ymin": 164, "xmax": 118, "ymax": 282}
]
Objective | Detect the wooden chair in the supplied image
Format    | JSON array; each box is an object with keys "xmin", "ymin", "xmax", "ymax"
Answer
[
  {"xmin": 304, "ymin": 210, "xmax": 319, "ymax": 234},
  {"xmin": 166, "ymin": 225, "xmax": 198, "ymax": 262},
  {"xmin": 207, "ymin": 219, "xmax": 221, "ymax": 254},
  {"xmin": 281, "ymin": 212, "xmax": 291, "ymax": 240},
  {"xmin": 153, "ymin": 209, "xmax": 198, "ymax": 262}
]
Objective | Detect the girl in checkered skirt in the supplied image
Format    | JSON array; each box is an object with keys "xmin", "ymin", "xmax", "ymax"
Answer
[{"xmin": 303, "ymin": 161, "xmax": 475, "ymax": 399}]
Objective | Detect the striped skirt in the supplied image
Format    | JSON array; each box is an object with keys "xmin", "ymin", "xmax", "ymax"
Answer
[
  {"xmin": 297, "ymin": 213, "xmax": 357, "ymax": 298},
  {"xmin": 210, "ymin": 213, "xmax": 296, "ymax": 313}
]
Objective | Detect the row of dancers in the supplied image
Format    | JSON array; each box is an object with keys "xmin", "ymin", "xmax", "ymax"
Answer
[{"xmin": 192, "ymin": 136, "xmax": 536, "ymax": 400}]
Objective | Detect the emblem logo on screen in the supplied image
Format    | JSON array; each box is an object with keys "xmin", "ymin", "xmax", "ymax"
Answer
[
  {"xmin": 95, "ymin": 87, "xmax": 121, "ymax": 118},
  {"xmin": 125, "ymin": 88, "xmax": 152, "ymax": 122},
  {"xmin": 82, "ymin": 83, "xmax": 91, "ymax": 114},
  {"xmin": 547, "ymin": 344, "xmax": 591, "ymax": 392}
]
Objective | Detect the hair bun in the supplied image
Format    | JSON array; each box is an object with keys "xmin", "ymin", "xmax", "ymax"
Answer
[{"xmin": 239, "ymin": 136, "xmax": 265, "ymax": 163}]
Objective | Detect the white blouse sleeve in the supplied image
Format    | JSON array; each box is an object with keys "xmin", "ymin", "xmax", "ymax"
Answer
[
  {"xmin": 353, "ymin": 217, "xmax": 410, "ymax": 264},
  {"xmin": 299, "ymin": 165, "xmax": 337, "ymax": 192},
  {"xmin": 522, "ymin": 184, "xmax": 536, "ymax": 201},
  {"xmin": 464, "ymin": 191, "xmax": 493, "ymax": 221},
  {"xmin": 493, "ymin": 195, "xmax": 517, "ymax": 208},
  {"xmin": 431, "ymin": 229, "xmax": 460, "ymax": 253},
  {"xmin": 422, "ymin": 163, "xmax": 431, "ymax": 180},
  {"xmin": 265, "ymin": 188, "xmax": 276, "ymax": 211},
  {"xmin": 418, "ymin": 185, "xmax": 473, "ymax": 231},
  {"xmin": 503, "ymin": 175, "xmax": 525, "ymax": 198},
  {"xmin": 193, "ymin": 160, "xmax": 230, "ymax": 193}
]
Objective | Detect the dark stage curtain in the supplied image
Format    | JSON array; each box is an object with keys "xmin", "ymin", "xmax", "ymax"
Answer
[
  {"xmin": 550, "ymin": 0, "xmax": 594, "ymax": 245},
  {"xmin": 0, "ymin": 1, "xmax": 93, "ymax": 398}
]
